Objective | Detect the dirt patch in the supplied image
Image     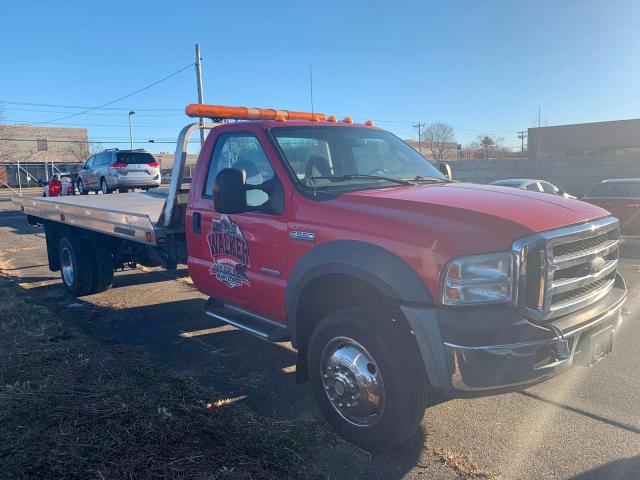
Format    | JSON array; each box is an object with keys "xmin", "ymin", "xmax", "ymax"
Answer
[
  {"xmin": 0, "ymin": 274, "xmax": 335, "ymax": 479},
  {"xmin": 427, "ymin": 444, "xmax": 500, "ymax": 479}
]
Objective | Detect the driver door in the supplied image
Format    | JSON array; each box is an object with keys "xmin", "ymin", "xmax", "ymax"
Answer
[{"xmin": 187, "ymin": 131, "xmax": 288, "ymax": 322}]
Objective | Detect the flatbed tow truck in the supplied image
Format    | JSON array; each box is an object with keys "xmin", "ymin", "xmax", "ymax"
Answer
[{"xmin": 13, "ymin": 104, "xmax": 628, "ymax": 451}]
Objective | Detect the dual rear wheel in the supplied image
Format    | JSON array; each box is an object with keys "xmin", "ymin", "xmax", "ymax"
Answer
[{"xmin": 58, "ymin": 236, "xmax": 113, "ymax": 296}]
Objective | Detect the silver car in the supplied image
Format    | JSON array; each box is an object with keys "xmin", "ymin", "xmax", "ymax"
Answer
[
  {"xmin": 77, "ymin": 149, "xmax": 161, "ymax": 194},
  {"xmin": 490, "ymin": 178, "xmax": 577, "ymax": 199}
]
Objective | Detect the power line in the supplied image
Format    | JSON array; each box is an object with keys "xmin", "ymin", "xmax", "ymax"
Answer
[
  {"xmin": 6, "ymin": 120, "xmax": 188, "ymax": 128},
  {"xmin": 1, "ymin": 101, "xmax": 183, "ymax": 111},
  {"xmin": 33, "ymin": 63, "xmax": 195, "ymax": 125},
  {"xmin": 2, "ymin": 107, "xmax": 187, "ymax": 117}
]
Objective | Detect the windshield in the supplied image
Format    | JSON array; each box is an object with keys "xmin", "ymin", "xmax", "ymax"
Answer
[
  {"xmin": 116, "ymin": 152, "xmax": 156, "ymax": 165},
  {"xmin": 586, "ymin": 182, "xmax": 640, "ymax": 198},
  {"xmin": 271, "ymin": 126, "xmax": 445, "ymax": 191}
]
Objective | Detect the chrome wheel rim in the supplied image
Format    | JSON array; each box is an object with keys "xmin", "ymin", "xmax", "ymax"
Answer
[
  {"xmin": 101, "ymin": 180, "xmax": 108, "ymax": 193},
  {"xmin": 320, "ymin": 336, "xmax": 385, "ymax": 427},
  {"xmin": 60, "ymin": 246, "xmax": 74, "ymax": 287}
]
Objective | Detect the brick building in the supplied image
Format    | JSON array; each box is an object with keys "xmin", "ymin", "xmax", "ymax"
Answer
[{"xmin": 0, "ymin": 124, "xmax": 88, "ymax": 187}]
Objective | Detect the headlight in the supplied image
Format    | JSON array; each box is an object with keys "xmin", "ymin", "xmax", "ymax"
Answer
[{"xmin": 441, "ymin": 252, "xmax": 514, "ymax": 305}]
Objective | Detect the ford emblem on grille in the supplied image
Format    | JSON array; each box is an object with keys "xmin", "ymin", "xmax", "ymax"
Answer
[{"xmin": 587, "ymin": 256, "xmax": 607, "ymax": 274}]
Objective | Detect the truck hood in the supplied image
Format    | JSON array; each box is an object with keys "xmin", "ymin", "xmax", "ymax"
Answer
[{"xmin": 343, "ymin": 182, "xmax": 610, "ymax": 234}]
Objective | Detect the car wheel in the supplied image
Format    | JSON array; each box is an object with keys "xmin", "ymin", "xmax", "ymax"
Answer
[
  {"xmin": 307, "ymin": 306, "xmax": 428, "ymax": 452},
  {"xmin": 59, "ymin": 236, "xmax": 93, "ymax": 296},
  {"xmin": 100, "ymin": 178, "xmax": 112, "ymax": 194},
  {"xmin": 78, "ymin": 179, "xmax": 88, "ymax": 195}
]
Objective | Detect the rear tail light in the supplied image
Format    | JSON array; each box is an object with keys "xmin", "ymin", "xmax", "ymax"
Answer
[
  {"xmin": 147, "ymin": 161, "xmax": 159, "ymax": 168},
  {"xmin": 66, "ymin": 186, "xmax": 74, "ymax": 194},
  {"xmin": 111, "ymin": 161, "xmax": 128, "ymax": 168}
]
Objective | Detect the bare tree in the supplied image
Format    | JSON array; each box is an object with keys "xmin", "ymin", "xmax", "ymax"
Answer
[
  {"xmin": 65, "ymin": 141, "xmax": 103, "ymax": 163},
  {"xmin": 469, "ymin": 133, "xmax": 505, "ymax": 160},
  {"xmin": 423, "ymin": 122, "xmax": 455, "ymax": 160}
]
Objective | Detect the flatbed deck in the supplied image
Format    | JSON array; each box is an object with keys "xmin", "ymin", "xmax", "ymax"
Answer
[{"xmin": 13, "ymin": 190, "xmax": 171, "ymax": 245}]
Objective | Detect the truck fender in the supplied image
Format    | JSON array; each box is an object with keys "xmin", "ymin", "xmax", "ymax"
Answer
[{"xmin": 286, "ymin": 240, "xmax": 433, "ymax": 349}]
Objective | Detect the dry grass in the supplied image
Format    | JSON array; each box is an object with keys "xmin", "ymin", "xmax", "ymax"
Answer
[
  {"xmin": 0, "ymin": 275, "xmax": 334, "ymax": 479},
  {"xmin": 427, "ymin": 444, "xmax": 500, "ymax": 479}
]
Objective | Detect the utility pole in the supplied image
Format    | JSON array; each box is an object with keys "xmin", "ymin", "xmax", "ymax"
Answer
[
  {"xmin": 128, "ymin": 111, "xmax": 136, "ymax": 149},
  {"xmin": 413, "ymin": 122, "xmax": 425, "ymax": 156},
  {"xmin": 517, "ymin": 130, "xmax": 527, "ymax": 155},
  {"xmin": 195, "ymin": 44, "xmax": 205, "ymax": 145}
]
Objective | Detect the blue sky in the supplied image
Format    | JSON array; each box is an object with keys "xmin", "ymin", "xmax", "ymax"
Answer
[{"xmin": 1, "ymin": 0, "xmax": 639, "ymax": 152}]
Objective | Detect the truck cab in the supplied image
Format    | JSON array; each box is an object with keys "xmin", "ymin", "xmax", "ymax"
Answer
[{"xmin": 184, "ymin": 105, "xmax": 627, "ymax": 451}]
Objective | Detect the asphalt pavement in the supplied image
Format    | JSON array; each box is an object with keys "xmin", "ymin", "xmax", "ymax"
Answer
[{"xmin": 0, "ymin": 201, "xmax": 638, "ymax": 479}]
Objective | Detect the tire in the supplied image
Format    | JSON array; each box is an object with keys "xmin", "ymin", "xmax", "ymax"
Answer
[
  {"xmin": 58, "ymin": 236, "xmax": 93, "ymax": 296},
  {"xmin": 118, "ymin": 188, "xmax": 128, "ymax": 193},
  {"xmin": 90, "ymin": 241, "xmax": 114, "ymax": 294},
  {"xmin": 78, "ymin": 179, "xmax": 88, "ymax": 195},
  {"xmin": 100, "ymin": 178, "xmax": 112, "ymax": 194},
  {"xmin": 308, "ymin": 306, "xmax": 428, "ymax": 452}
]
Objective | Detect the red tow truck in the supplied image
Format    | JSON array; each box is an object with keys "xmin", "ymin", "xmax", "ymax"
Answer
[{"xmin": 14, "ymin": 104, "xmax": 628, "ymax": 451}]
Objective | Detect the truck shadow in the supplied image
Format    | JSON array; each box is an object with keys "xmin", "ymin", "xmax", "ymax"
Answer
[
  {"xmin": 0, "ymin": 209, "xmax": 42, "ymax": 235},
  {"xmin": 20, "ymin": 287, "xmax": 428, "ymax": 478},
  {"xmin": 568, "ymin": 455, "xmax": 640, "ymax": 479}
]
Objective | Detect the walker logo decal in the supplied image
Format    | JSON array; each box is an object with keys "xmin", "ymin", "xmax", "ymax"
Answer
[{"xmin": 207, "ymin": 215, "xmax": 251, "ymax": 288}]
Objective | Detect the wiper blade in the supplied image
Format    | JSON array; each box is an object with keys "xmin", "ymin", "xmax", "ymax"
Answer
[
  {"xmin": 308, "ymin": 174, "xmax": 413, "ymax": 186},
  {"xmin": 403, "ymin": 176, "xmax": 450, "ymax": 183}
]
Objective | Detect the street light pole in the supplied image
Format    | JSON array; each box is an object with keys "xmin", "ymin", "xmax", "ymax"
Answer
[{"xmin": 128, "ymin": 111, "xmax": 136, "ymax": 149}]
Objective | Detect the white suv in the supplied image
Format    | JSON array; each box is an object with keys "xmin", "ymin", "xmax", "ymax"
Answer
[{"xmin": 77, "ymin": 149, "xmax": 161, "ymax": 194}]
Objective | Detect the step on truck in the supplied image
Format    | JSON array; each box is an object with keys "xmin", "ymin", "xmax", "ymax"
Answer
[{"xmin": 14, "ymin": 103, "xmax": 629, "ymax": 451}]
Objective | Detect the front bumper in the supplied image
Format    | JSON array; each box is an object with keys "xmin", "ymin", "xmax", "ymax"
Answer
[{"xmin": 402, "ymin": 274, "xmax": 627, "ymax": 394}]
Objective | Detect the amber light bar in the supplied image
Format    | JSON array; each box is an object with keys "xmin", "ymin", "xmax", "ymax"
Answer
[{"xmin": 185, "ymin": 103, "xmax": 327, "ymax": 121}]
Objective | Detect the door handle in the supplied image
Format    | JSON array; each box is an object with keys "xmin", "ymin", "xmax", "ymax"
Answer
[{"xmin": 192, "ymin": 212, "xmax": 201, "ymax": 234}]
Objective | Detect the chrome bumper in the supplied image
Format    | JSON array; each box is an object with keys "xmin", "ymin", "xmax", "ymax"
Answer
[{"xmin": 444, "ymin": 291, "xmax": 626, "ymax": 392}]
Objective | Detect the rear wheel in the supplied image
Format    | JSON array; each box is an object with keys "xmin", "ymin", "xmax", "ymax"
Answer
[
  {"xmin": 100, "ymin": 178, "xmax": 112, "ymax": 194},
  {"xmin": 90, "ymin": 241, "xmax": 114, "ymax": 294},
  {"xmin": 308, "ymin": 306, "xmax": 428, "ymax": 452},
  {"xmin": 59, "ymin": 236, "xmax": 93, "ymax": 296},
  {"xmin": 77, "ymin": 179, "xmax": 88, "ymax": 195}
]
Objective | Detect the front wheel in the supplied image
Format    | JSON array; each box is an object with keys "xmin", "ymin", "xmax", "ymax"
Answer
[{"xmin": 308, "ymin": 306, "xmax": 428, "ymax": 452}]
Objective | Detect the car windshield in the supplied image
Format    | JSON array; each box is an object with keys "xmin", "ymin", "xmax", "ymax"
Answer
[
  {"xmin": 586, "ymin": 182, "xmax": 640, "ymax": 198},
  {"xmin": 271, "ymin": 126, "xmax": 446, "ymax": 192},
  {"xmin": 493, "ymin": 181, "xmax": 523, "ymax": 188},
  {"xmin": 116, "ymin": 152, "xmax": 156, "ymax": 165}
]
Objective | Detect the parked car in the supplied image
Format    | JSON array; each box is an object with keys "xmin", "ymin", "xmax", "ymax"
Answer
[
  {"xmin": 77, "ymin": 149, "xmax": 161, "ymax": 194},
  {"xmin": 16, "ymin": 103, "xmax": 628, "ymax": 452},
  {"xmin": 40, "ymin": 173, "xmax": 75, "ymax": 197},
  {"xmin": 490, "ymin": 178, "xmax": 577, "ymax": 199},
  {"xmin": 582, "ymin": 178, "xmax": 640, "ymax": 235}
]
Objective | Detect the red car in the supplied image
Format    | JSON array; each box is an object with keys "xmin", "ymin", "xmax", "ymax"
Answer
[{"xmin": 583, "ymin": 179, "xmax": 640, "ymax": 235}]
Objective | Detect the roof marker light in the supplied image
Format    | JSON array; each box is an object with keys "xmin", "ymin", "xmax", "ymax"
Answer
[
  {"xmin": 343, "ymin": 117, "xmax": 354, "ymax": 124},
  {"xmin": 364, "ymin": 120, "xmax": 375, "ymax": 127},
  {"xmin": 327, "ymin": 115, "xmax": 337, "ymax": 122},
  {"xmin": 185, "ymin": 104, "xmax": 326, "ymax": 121}
]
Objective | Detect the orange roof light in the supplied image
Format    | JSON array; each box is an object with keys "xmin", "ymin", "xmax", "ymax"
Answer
[
  {"xmin": 185, "ymin": 104, "xmax": 326, "ymax": 122},
  {"xmin": 327, "ymin": 115, "xmax": 337, "ymax": 122},
  {"xmin": 364, "ymin": 120, "xmax": 375, "ymax": 127},
  {"xmin": 343, "ymin": 117, "xmax": 354, "ymax": 124}
]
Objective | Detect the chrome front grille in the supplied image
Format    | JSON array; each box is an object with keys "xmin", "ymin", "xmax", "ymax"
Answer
[{"xmin": 514, "ymin": 217, "xmax": 620, "ymax": 320}]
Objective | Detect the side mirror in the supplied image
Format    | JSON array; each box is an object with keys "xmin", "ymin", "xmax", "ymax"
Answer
[
  {"xmin": 213, "ymin": 168, "xmax": 248, "ymax": 214},
  {"xmin": 438, "ymin": 162, "xmax": 453, "ymax": 180}
]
